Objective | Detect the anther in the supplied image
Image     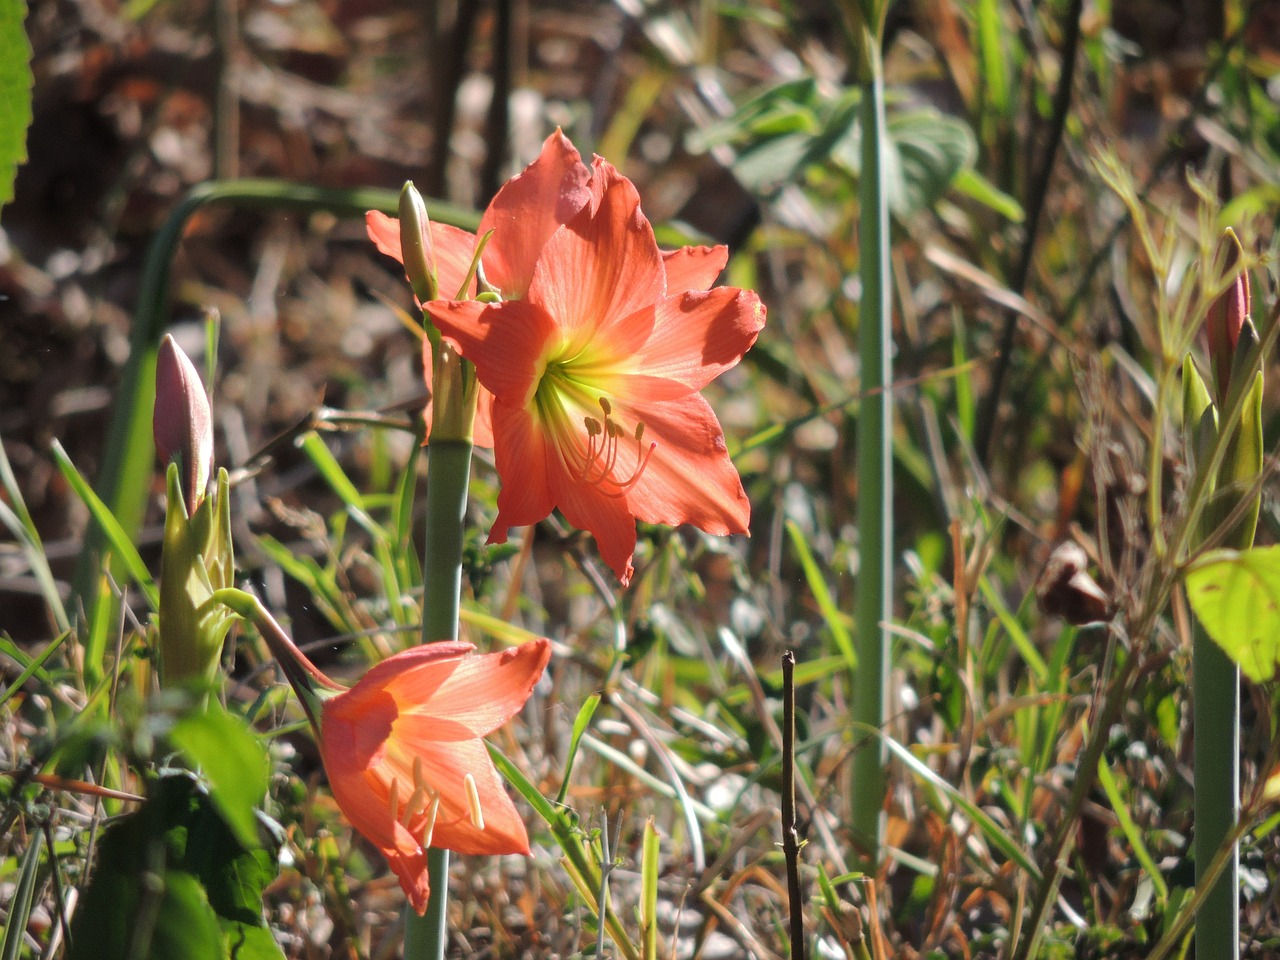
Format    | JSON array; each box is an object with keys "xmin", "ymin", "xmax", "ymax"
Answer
[
  {"xmin": 599, "ymin": 397, "xmax": 612, "ymax": 416},
  {"xmin": 464, "ymin": 773, "xmax": 485, "ymax": 831},
  {"xmin": 388, "ymin": 779, "xmax": 401, "ymax": 823}
]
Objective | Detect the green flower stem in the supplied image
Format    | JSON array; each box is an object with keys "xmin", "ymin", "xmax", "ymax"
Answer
[
  {"xmin": 406, "ymin": 361, "xmax": 475, "ymax": 957},
  {"xmin": 852, "ymin": 33, "xmax": 893, "ymax": 867},
  {"xmin": 78, "ymin": 179, "xmax": 479, "ymax": 620},
  {"xmin": 1194, "ymin": 629, "xmax": 1239, "ymax": 960}
]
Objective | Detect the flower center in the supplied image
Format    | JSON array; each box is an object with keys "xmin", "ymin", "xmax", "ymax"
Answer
[
  {"xmin": 533, "ymin": 361, "xmax": 656, "ymax": 496},
  {"xmin": 386, "ymin": 756, "xmax": 484, "ymax": 848}
]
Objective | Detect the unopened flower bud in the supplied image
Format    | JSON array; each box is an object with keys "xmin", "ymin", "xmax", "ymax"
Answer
[
  {"xmin": 154, "ymin": 334, "xmax": 213, "ymax": 510},
  {"xmin": 399, "ymin": 181, "xmax": 439, "ymax": 303},
  {"xmin": 1207, "ymin": 231, "xmax": 1251, "ymax": 405}
]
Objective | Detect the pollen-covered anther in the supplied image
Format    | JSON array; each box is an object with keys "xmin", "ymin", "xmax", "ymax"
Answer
[{"xmin": 464, "ymin": 773, "xmax": 485, "ymax": 831}]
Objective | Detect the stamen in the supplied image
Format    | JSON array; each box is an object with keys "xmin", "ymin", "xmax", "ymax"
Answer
[
  {"xmin": 422, "ymin": 794, "xmax": 441, "ymax": 849},
  {"xmin": 464, "ymin": 773, "xmax": 485, "ymax": 831},
  {"xmin": 388, "ymin": 779, "xmax": 401, "ymax": 823},
  {"xmin": 403, "ymin": 784, "xmax": 429, "ymax": 827},
  {"xmin": 572, "ymin": 402, "xmax": 657, "ymax": 494}
]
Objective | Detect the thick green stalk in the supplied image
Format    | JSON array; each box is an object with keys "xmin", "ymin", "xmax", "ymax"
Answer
[
  {"xmin": 1194, "ymin": 631, "xmax": 1238, "ymax": 960},
  {"xmin": 852, "ymin": 37, "xmax": 892, "ymax": 865},
  {"xmin": 405, "ymin": 355, "xmax": 475, "ymax": 956}
]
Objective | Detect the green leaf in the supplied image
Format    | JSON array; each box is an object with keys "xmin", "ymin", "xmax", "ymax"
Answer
[
  {"xmin": 1185, "ymin": 546, "xmax": 1280, "ymax": 682},
  {"xmin": 169, "ymin": 705, "xmax": 269, "ymax": 849},
  {"xmin": 951, "ymin": 168, "xmax": 1024, "ymax": 222},
  {"xmin": 885, "ymin": 111, "xmax": 976, "ymax": 216},
  {"xmin": 0, "ymin": 0, "xmax": 32, "ymax": 211},
  {"xmin": 69, "ymin": 774, "xmax": 284, "ymax": 960}
]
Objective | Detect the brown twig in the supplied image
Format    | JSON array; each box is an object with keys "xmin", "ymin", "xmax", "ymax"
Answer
[{"xmin": 781, "ymin": 651, "xmax": 805, "ymax": 960}]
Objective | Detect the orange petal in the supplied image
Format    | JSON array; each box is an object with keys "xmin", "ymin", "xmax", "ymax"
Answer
[
  {"xmin": 489, "ymin": 401, "xmax": 558, "ymax": 541},
  {"xmin": 391, "ymin": 640, "xmax": 552, "ymax": 740},
  {"xmin": 550, "ymin": 448, "xmax": 639, "ymax": 584},
  {"xmin": 407, "ymin": 739, "xmax": 532, "ymax": 857},
  {"xmin": 620, "ymin": 392, "xmax": 750, "ymax": 537},
  {"xmin": 526, "ymin": 161, "xmax": 664, "ymax": 345},
  {"xmin": 427, "ymin": 300, "xmax": 558, "ymax": 408},
  {"xmin": 366, "ymin": 211, "xmax": 480, "ymax": 303},
  {"xmin": 479, "ymin": 130, "xmax": 592, "ymax": 299},
  {"xmin": 627, "ymin": 288, "xmax": 766, "ymax": 395},
  {"xmin": 662, "ymin": 245, "xmax": 728, "ymax": 293}
]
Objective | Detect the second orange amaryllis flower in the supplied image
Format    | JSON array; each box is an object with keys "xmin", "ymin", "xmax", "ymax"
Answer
[
  {"xmin": 425, "ymin": 150, "xmax": 766, "ymax": 584},
  {"xmin": 318, "ymin": 639, "xmax": 551, "ymax": 914},
  {"xmin": 218, "ymin": 589, "xmax": 551, "ymax": 916}
]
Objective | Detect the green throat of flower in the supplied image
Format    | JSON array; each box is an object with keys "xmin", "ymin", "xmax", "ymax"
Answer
[{"xmin": 533, "ymin": 362, "xmax": 656, "ymax": 496}]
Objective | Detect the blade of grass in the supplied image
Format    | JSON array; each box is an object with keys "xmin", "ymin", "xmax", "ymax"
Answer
[
  {"xmin": 785, "ymin": 520, "xmax": 856, "ymax": 670},
  {"xmin": 0, "ymin": 435, "xmax": 68, "ymax": 632},
  {"xmin": 639, "ymin": 818, "xmax": 660, "ymax": 960},
  {"xmin": 489, "ymin": 744, "xmax": 640, "ymax": 960},
  {"xmin": 852, "ymin": 721, "xmax": 1042, "ymax": 880},
  {"xmin": 849, "ymin": 0, "xmax": 894, "ymax": 867},
  {"xmin": 51, "ymin": 439, "xmax": 158, "ymax": 611},
  {"xmin": 1, "ymin": 828, "xmax": 44, "ymax": 960},
  {"xmin": 299, "ymin": 433, "xmax": 388, "ymax": 541},
  {"xmin": 1096, "ymin": 756, "xmax": 1169, "ymax": 905},
  {"xmin": 0, "ymin": 630, "xmax": 71, "ymax": 708},
  {"xmin": 556, "ymin": 694, "xmax": 601, "ymax": 806}
]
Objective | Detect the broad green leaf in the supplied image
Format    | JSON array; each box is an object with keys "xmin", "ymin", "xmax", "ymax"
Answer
[
  {"xmin": 0, "ymin": 0, "xmax": 32, "ymax": 211},
  {"xmin": 885, "ymin": 111, "xmax": 976, "ymax": 216},
  {"xmin": 68, "ymin": 774, "xmax": 279, "ymax": 960},
  {"xmin": 170, "ymin": 705, "xmax": 269, "ymax": 849},
  {"xmin": 1185, "ymin": 546, "xmax": 1280, "ymax": 682}
]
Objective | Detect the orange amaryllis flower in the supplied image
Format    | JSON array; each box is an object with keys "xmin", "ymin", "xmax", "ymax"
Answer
[
  {"xmin": 215, "ymin": 588, "xmax": 550, "ymax": 916},
  {"xmin": 318, "ymin": 639, "xmax": 551, "ymax": 914},
  {"xmin": 425, "ymin": 154, "xmax": 766, "ymax": 584}
]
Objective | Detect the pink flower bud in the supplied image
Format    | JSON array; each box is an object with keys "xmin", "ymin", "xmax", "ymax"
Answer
[
  {"xmin": 1207, "ymin": 234, "xmax": 1251, "ymax": 404},
  {"xmin": 154, "ymin": 334, "xmax": 213, "ymax": 510}
]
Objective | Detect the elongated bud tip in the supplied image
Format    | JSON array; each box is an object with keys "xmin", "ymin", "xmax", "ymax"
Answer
[
  {"xmin": 155, "ymin": 334, "xmax": 214, "ymax": 510},
  {"xmin": 1208, "ymin": 230, "xmax": 1251, "ymax": 404},
  {"xmin": 398, "ymin": 181, "xmax": 439, "ymax": 303}
]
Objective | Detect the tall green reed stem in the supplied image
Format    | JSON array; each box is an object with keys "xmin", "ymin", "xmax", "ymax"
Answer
[
  {"xmin": 79, "ymin": 180, "xmax": 478, "ymax": 659},
  {"xmin": 1194, "ymin": 631, "xmax": 1238, "ymax": 960},
  {"xmin": 847, "ymin": 0, "xmax": 892, "ymax": 866}
]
